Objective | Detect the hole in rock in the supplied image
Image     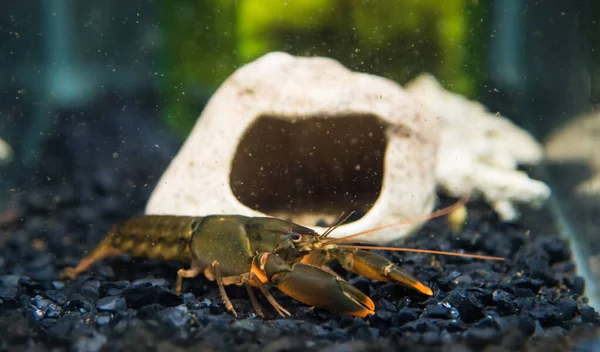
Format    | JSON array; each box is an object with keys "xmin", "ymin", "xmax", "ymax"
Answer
[{"xmin": 230, "ymin": 114, "xmax": 389, "ymax": 226}]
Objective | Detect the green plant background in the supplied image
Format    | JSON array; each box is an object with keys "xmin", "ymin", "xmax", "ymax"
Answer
[{"xmin": 159, "ymin": 0, "xmax": 489, "ymax": 137}]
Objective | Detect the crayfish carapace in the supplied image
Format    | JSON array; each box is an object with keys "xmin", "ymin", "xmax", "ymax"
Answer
[{"xmin": 60, "ymin": 195, "xmax": 504, "ymax": 318}]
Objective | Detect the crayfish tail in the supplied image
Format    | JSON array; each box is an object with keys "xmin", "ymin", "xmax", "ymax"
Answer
[
  {"xmin": 60, "ymin": 239, "xmax": 122, "ymax": 280},
  {"xmin": 106, "ymin": 216, "xmax": 195, "ymax": 261}
]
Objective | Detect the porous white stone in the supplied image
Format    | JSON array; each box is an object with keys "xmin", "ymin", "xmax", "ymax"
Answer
[
  {"xmin": 405, "ymin": 74, "xmax": 551, "ymax": 221},
  {"xmin": 545, "ymin": 110, "xmax": 600, "ymax": 197},
  {"xmin": 146, "ymin": 52, "xmax": 440, "ymax": 243}
]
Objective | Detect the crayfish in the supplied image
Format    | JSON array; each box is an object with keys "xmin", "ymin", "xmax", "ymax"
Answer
[{"xmin": 61, "ymin": 195, "xmax": 504, "ymax": 318}]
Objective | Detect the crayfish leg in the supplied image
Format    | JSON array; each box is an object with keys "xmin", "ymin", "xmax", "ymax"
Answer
[
  {"xmin": 242, "ymin": 278, "xmax": 266, "ymax": 318},
  {"xmin": 211, "ymin": 260, "xmax": 238, "ymax": 317},
  {"xmin": 248, "ymin": 273, "xmax": 291, "ymax": 318},
  {"xmin": 332, "ymin": 249, "xmax": 433, "ymax": 296},
  {"xmin": 176, "ymin": 260, "xmax": 203, "ymax": 295}
]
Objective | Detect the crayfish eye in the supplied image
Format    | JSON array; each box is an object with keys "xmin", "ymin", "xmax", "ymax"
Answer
[{"xmin": 291, "ymin": 233, "xmax": 302, "ymax": 242}]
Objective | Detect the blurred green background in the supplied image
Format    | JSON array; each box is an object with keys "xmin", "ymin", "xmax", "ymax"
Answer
[
  {"xmin": 159, "ymin": 0, "xmax": 488, "ymax": 137},
  {"xmin": 2, "ymin": 0, "xmax": 597, "ymax": 156}
]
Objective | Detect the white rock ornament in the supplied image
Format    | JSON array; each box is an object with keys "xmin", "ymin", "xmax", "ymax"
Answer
[
  {"xmin": 146, "ymin": 52, "xmax": 440, "ymax": 243},
  {"xmin": 405, "ymin": 74, "xmax": 551, "ymax": 221}
]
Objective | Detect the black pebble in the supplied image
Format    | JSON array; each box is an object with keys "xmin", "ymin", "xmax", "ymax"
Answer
[
  {"xmin": 348, "ymin": 277, "xmax": 371, "ymax": 296},
  {"xmin": 526, "ymin": 258, "xmax": 558, "ymax": 286},
  {"xmin": 137, "ymin": 303, "xmax": 164, "ymax": 319},
  {"xmin": 208, "ymin": 303, "xmax": 225, "ymax": 315},
  {"xmin": 95, "ymin": 314, "xmax": 112, "ymax": 326},
  {"xmin": 446, "ymin": 319, "xmax": 467, "ymax": 333},
  {"xmin": 327, "ymin": 328, "xmax": 349, "ymax": 342},
  {"xmin": 256, "ymin": 324, "xmax": 281, "ymax": 344},
  {"xmin": 370, "ymin": 310, "xmax": 394, "ymax": 327},
  {"xmin": 30, "ymin": 295, "xmax": 61, "ymax": 320},
  {"xmin": 377, "ymin": 298, "xmax": 397, "ymax": 312},
  {"xmin": 513, "ymin": 287, "xmax": 535, "ymax": 298},
  {"xmin": 565, "ymin": 276, "xmax": 585, "ymax": 295},
  {"xmin": 447, "ymin": 286, "xmax": 484, "ymax": 323},
  {"xmin": 518, "ymin": 314, "xmax": 536, "ymax": 336},
  {"xmin": 510, "ymin": 277, "xmax": 543, "ymax": 292},
  {"xmin": 400, "ymin": 319, "xmax": 438, "ymax": 333},
  {"xmin": 45, "ymin": 303, "xmax": 62, "ymax": 319},
  {"xmin": 0, "ymin": 275, "xmax": 21, "ymax": 287},
  {"xmin": 157, "ymin": 306, "xmax": 191, "ymax": 330},
  {"xmin": 18, "ymin": 276, "xmax": 42, "ymax": 290},
  {"xmin": 556, "ymin": 298, "xmax": 578, "ymax": 321},
  {"xmin": 96, "ymin": 296, "xmax": 127, "ymax": 312},
  {"xmin": 124, "ymin": 285, "xmax": 181, "ymax": 309},
  {"xmin": 156, "ymin": 289, "xmax": 182, "ymax": 307},
  {"xmin": 65, "ymin": 299, "xmax": 94, "ymax": 313},
  {"xmin": 73, "ymin": 331, "xmax": 107, "ymax": 352},
  {"xmin": 580, "ymin": 306, "xmax": 600, "ymax": 324},
  {"xmin": 396, "ymin": 307, "xmax": 419, "ymax": 326},
  {"xmin": 44, "ymin": 290, "xmax": 68, "ymax": 306},
  {"xmin": 529, "ymin": 302, "xmax": 562, "ymax": 327},
  {"xmin": 51, "ymin": 281, "xmax": 66, "ymax": 290},
  {"xmin": 19, "ymin": 294, "xmax": 31, "ymax": 306},
  {"xmin": 132, "ymin": 277, "xmax": 170, "ymax": 288},
  {"xmin": 99, "ymin": 281, "xmax": 131, "ymax": 297},
  {"xmin": 474, "ymin": 316, "xmax": 496, "ymax": 329},
  {"xmin": 423, "ymin": 304, "xmax": 453, "ymax": 319},
  {"xmin": 464, "ymin": 327, "xmax": 498, "ymax": 347},
  {"xmin": 47, "ymin": 313, "xmax": 84, "ymax": 342},
  {"xmin": 25, "ymin": 253, "xmax": 52, "ymax": 270},
  {"xmin": 421, "ymin": 330, "xmax": 441, "ymax": 345},
  {"xmin": 233, "ymin": 318, "xmax": 263, "ymax": 332},
  {"xmin": 492, "ymin": 289, "xmax": 516, "ymax": 314},
  {"xmin": 515, "ymin": 296, "xmax": 536, "ymax": 311},
  {"xmin": 270, "ymin": 319, "xmax": 302, "ymax": 333},
  {"xmin": 80, "ymin": 280, "xmax": 101, "ymax": 302},
  {"xmin": 0, "ymin": 310, "xmax": 33, "ymax": 345},
  {"xmin": 353, "ymin": 326, "xmax": 380, "ymax": 341},
  {"xmin": 541, "ymin": 238, "xmax": 570, "ymax": 263},
  {"xmin": 0, "ymin": 285, "xmax": 19, "ymax": 302}
]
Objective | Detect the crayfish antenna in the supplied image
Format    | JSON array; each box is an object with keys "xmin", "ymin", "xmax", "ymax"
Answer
[
  {"xmin": 321, "ymin": 211, "xmax": 356, "ymax": 239},
  {"xmin": 324, "ymin": 192, "xmax": 471, "ymax": 245},
  {"xmin": 335, "ymin": 244, "xmax": 505, "ymax": 261},
  {"xmin": 321, "ymin": 190, "xmax": 505, "ymax": 262}
]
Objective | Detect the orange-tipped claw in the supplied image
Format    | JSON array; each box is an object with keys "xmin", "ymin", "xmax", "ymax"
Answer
[
  {"xmin": 257, "ymin": 253, "xmax": 375, "ymax": 317},
  {"xmin": 333, "ymin": 248, "xmax": 434, "ymax": 296}
]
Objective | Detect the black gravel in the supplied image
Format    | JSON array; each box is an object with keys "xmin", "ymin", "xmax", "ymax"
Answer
[{"xmin": 1, "ymin": 100, "xmax": 599, "ymax": 351}]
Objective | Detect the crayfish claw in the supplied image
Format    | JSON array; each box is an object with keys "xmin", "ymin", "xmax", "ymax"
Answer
[
  {"xmin": 257, "ymin": 253, "xmax": 375, "ymax": 318},
  {"xmin": 334, "ymin": 248, "xmax": 434, "ymax": 296}
]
